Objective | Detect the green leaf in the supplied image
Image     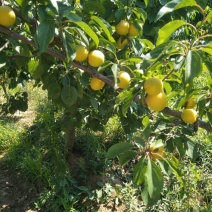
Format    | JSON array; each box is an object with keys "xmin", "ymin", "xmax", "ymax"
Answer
[
  {"xmin": 201, "ymin": 43, "xmax": 212, "ymax": 56},
  {"xmin": 61, "ymin": 85, "xmax": 78, "ymax": 107},
  {"xmin": 155, "ymin": 0, "xmax": 197, "ymax": 21},
  {"xmin": 118, "ymin": 150, "xmax": 136, "ymax": 166},
  {"xmin": 63, "ymin": 11, "xmax": 82, "ymax": 22},
  {"xmin": 134, "ymin": 136, "xmax": 145, "ymax": 147},
  {"xmin": 167, "ymin": 155, "xmax": 184, "ymax": 187},
  {"xmin": 62, "ymin": 31, "xmax": 76, "ymax": 62},
  {"xmin": 207, "ymin": 112, "xmax": 212, "ymax": 125},
  {"xmin": 99, "ymin": 38, "xmax": 116, "ymax": 54},
  {"xmin": 28, "ymin": 60, "xmax": 43, "ymax": 79},
  {"xmin": 106, "ymin": 142, "xmax": 134, "ymax": 158},
  {"xmin": 145, "ymin": 159, "xmax": 164, "ymax": 198},
  {"xmin": 184, "ymin": 51, "xmax": 202, "ymax": 85},
  {"xmin": 74, "ymin": 22, "xmax": 99, "ymax": 48},
  {"xmin": 84, "ymin": 1, "xmax": 105, "ymax": 16},
  {"xmin": 156, "ymin": 20, "xmax": 186, "ymax": 46},
  {"xmin": 184, "ymin": 138, "xmax": 199, "ymax": 161},
  {"xmin": 133, "ymin": 157, "xmax": 147, "ymax": 185},
  {"xmin": 50, "ymin": 0, "xmax": 59, "ymax": 13},
  {"xmin": 116, "ymin": 88, "xmax": 136, "ymax": 117},
  {"xmin": 37, "ymin": 21, "xmax": 55, "ymax": 52},
  {"xmin": 141, "ymin": 183, "xmax": 161, "ymax": 207},
  {"xmin": 48, "ymin": 82, "xmax": 61, "ymax": 100},
  {"xmin": 91, "ymin": 16, "xmax": 114, "ymax": 42}
]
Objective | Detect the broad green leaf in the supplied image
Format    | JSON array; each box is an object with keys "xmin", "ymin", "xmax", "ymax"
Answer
[
  {"xmin": 143, "ymin": 0, "xmax": 149, "ymax": 7},
  {"xmin": 184, "ymin": 138, "xmax": 198, "ymax": 161},
  {"xmin": 140, "ymin": 39, "xmax": 154, "ymax": 50},
  {"xmin": 106, "ymin": 142, "xmax": 134, "ymax": 158},
  {"xmin": 28, "ymin": 60, "xmax": 43, "ymax": 79},
  {"xmin": 91, "ymin": 16, "xmax": 114, "ymax": 42},
  {"xmin": 90, "ymin": 96, "xmax": 98, "ymax": 109},
  {"xmin": 74, "ymin": 22, "xmax": 99, "ymax": 47},
  {"xmin": 37, "ymin": 21, "xmax": 55, "ymax": 52},
  {"xmin": 156, "ymin": 20, "xmax": 186, "ymax": 46},
  {"xmin": 84, "ymin": 1, "xmax": 105, "ymax": 16},
  {"xmin": 50, "ymin": 0, "xmax": 59, "ymax": 13},
  {"xmin": 201, "ymin": 43, "xmax": 212, "ymax": 56},
  {"xmin": 184, "ymin": 51, "xmax": 202, "ymax": 85},
  {"xmin": 134, "ymin": 136, "xmax": 145, "ymax": 147},
  {"xmin": 118, "ymin": 150, "xmax": 136, "ymax": 166},
  {"xmin": 145, "ymin": 41, "xmax": 177, "ymax": 60},
  {"xmin": 207, "ymin": 112, "xmax": 212, "ymax": 125},
  {"xmin": 99, "ymin": 38, "xmax": 116, "ymax": 55},
  {"xmin": 133, "ymin": 157, "xmax": 147, "ymax": 185},
  {"xmin": 145, "ymin": 159, "xmax": 164, "ymax": 198},
  {"xmin": 175, "ymin": 0, "xmax": 197, "ymax": 10},
  {"xmin": 62, "ymin": 31, "xmax": 76, "ymax": 62},
  {"xmin": 116, "ymin": 88, "xmax": 136, "ymax": 117},
  {"xmin": 204, "ymin": 59, "xmax": 212, "ymax": 74},
  {"xmin": 63, "ymin": 11, "xmax": 82, "ymax": 22},
  {"xmin": 61, "ymin": 85, "xmax": 78, "ymax": 107},
  {"xmin": 155, "ymin": 0, "xmax": 197, "ymax": 21},
  {"xmin": 48, "ymin": 82, "xmax": 61, "ymax": 100},
  {"xmin": 141, "ymin": 183, "xmax": 160, "ymax": 207},
  {"xmin": 167, "ymin": 155, "xmax": 184, "ymax": 187},
  {"xmin": 155, "ymin": 0, "xmax": 180, "ymax": 21}
]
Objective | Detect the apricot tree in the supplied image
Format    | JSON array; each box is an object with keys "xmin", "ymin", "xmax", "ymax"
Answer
[{"xmin": 0, "ymin": 0, "xmax": 212, "ymax": 206}]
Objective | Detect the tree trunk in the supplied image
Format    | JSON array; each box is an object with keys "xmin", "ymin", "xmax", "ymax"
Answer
[{"xmin": 65, "ymin": 127, "xmax": 75, "ymax": 156}]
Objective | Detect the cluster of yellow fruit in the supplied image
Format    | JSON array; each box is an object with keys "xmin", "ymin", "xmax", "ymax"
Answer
[
  {"xmin": 144, "ymin": 77, "xmax": 167, "ymax": 112},
  {"xmin": 90, "ymin": 70, "xmax": 131, "ymax": 91},
  {"xmin": 149, "ymin": 145, "xmax": 166, "ymax": 161},
  {"xmin": 115, "ymin": 20, "xmax": 140, "ymax": 50},
  {"xmin": 0, "ymin": 5, "xmax": 16, "ymax": 27},
  {"xmin": 74, "ymin": 45, "xmax": 105, "ymax": 68},
  {"xmin": 74, "ymin": 44, "xmax": 132, "ymax": 91},
  {"xmin": 181, "ymin": 97, "xmax": 197, "ymax": 124}
]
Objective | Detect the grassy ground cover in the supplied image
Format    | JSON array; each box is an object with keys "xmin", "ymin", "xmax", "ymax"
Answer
[{"xmin": 0, "ymin": 83, "xmax": 211, "ymax": 211}]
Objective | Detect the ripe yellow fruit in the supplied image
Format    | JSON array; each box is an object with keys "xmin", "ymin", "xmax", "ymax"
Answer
[
  {"xmin": 128, "ymin": 23, "xmax": 138, "ymax": 36},
  {"xmin": 88, "ymin": 50, "xmax": 105, "ymax": 67},
  {"xmin": 74, "ymin": 45, "xmax": 89, "ymax": 62},
  {"xmin": 149, "ymin": 146, "xmax": 166, "ymax": 160},
  {"xmin": 181, "ymin": 109, "xmax": 197, "ymax": 124},
  {"xmin": 145, "ymin": 92, "xmax": 167, "ymax": 112},
  {"xmin": 116, "ymin": 37, "xmax": 128, "ymax": 50},
  {"xmin": 144, "ymin": 77, "xmax": 163, "ymax": 95},
  {"xmin": 185, "ymin": 97, "xmax": 196, "ymax": 109},
  {"xmin": 90, "ymin": 77, "xmax": 105, "ymax": 91},
  {"xmin": 117, "ymin": 71, "xmax": 131, "ymax": 89},
  {"xmin": 115, "ymin": 20, "xmax": 130, "ymax": 36},
  {"xmin": 0, "ymin": 6, "xmax": 16, "ymax": 27}
]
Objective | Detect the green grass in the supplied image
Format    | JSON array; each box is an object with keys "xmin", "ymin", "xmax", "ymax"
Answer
[{"xmin": 0, "ymin": 83, "xmax": 212, "ymax": 211}]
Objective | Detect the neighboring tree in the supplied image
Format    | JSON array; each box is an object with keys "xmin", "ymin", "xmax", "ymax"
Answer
[{"xmin": 0, "ymin": 0, "xmax": 211, "ymax": 206}]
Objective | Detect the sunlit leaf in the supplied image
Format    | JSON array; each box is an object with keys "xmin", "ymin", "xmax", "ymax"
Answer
[
  {"xmin": 145, "ymin": 159, "xmax": 164, "ymax": 198},
  {"xmin": 106, "ymin": 142, "xmax": 134, "ymax": 158},
  {"xmin": 184, "ymin": 51, "xmax": 202, "ymax": 85},
  {"xmin": 91, "ymin": 16, "xmax": 114, "ymax": 42},
  {"xmin": 155, "ymin": 0, "xmax": 197, "ymax": 21},
  {"xmin": 118, "ymin": 150, "xmax": 136, "ymax": 166},
  {"xmin": 133, "ymin": 157, "xmax": 147, "ymax": 185},
  {"xmin": 75, "ymin": 22, "xmax": 99, "ymax": 47},
  {"xmin": 156, "ymin": 20, "xmax": 186, "ymax": 46},
  {"xmin": 36, "ymin": 21, "xmax": 55, "ymax": 52}
]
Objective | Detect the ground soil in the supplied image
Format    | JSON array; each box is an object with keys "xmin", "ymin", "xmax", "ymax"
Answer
[{"xmin": 0, "ymin": 153, "xmax": 39, "ymax": 212}]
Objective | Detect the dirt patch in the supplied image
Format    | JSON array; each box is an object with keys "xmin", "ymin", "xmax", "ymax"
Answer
[{"xmin": 0, "ymin": 155, "xmax": 39, "ymax": 212}]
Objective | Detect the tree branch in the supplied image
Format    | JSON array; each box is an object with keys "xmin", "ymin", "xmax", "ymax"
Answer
[
  {"xmin": 0, "ymin": 26, "xmax": 211, "ymax": 133},
  {"xmin": 162, "ymin": 107, "xmax": 212, "ymax": 133}
]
